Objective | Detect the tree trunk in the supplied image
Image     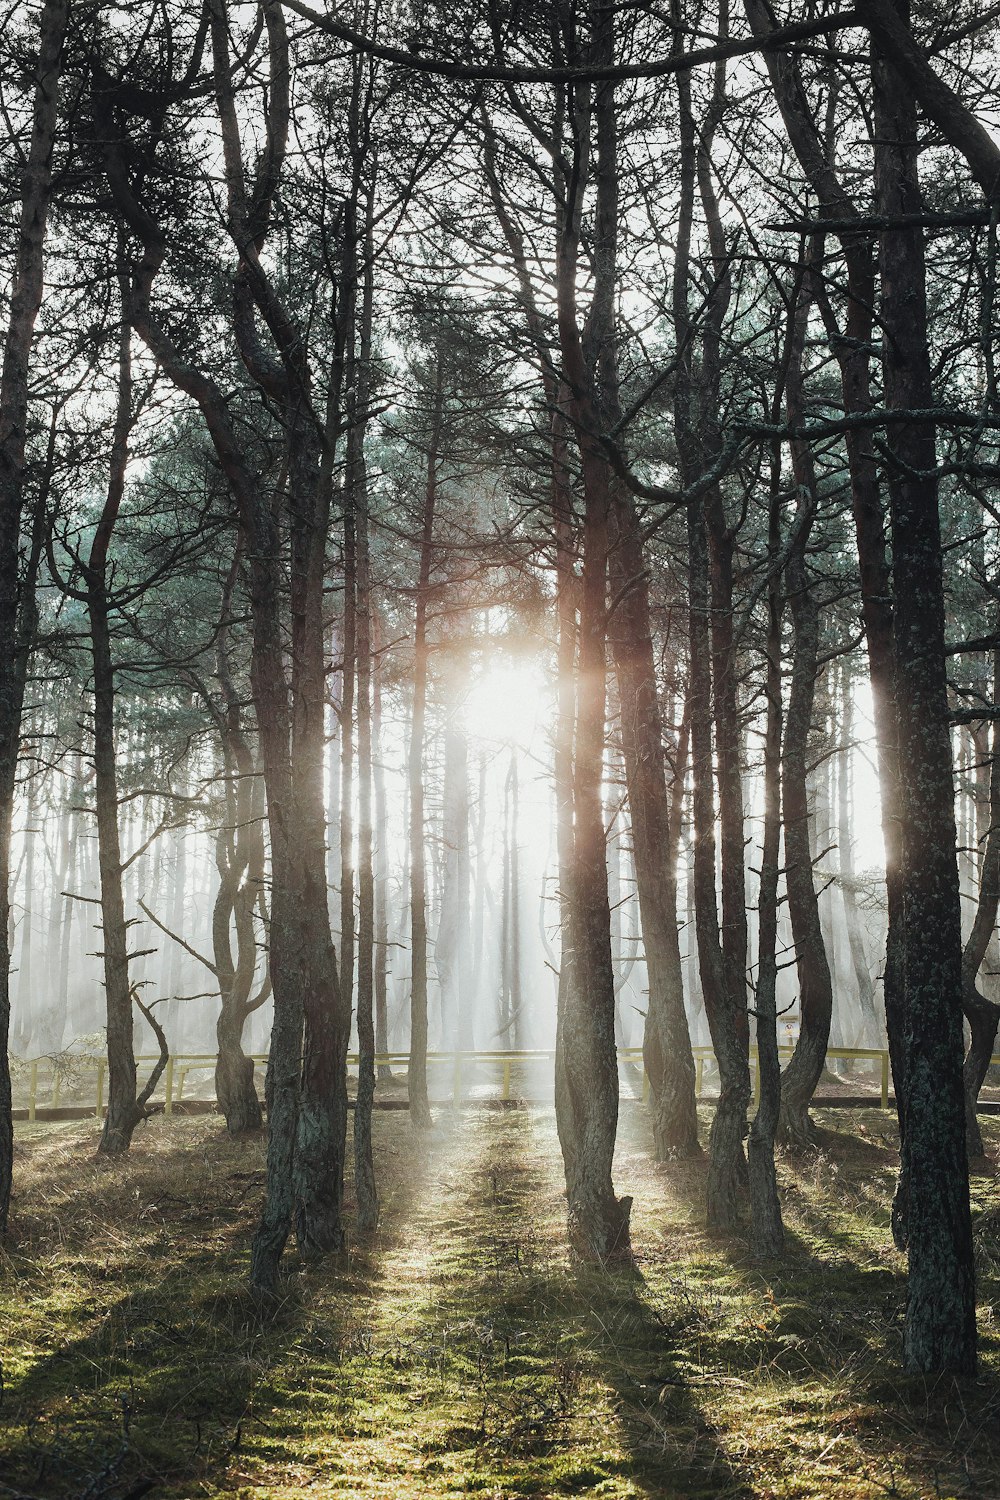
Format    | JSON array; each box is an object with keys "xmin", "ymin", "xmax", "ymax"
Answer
[
  {"xmin": 960, "ymin": 642, "xmax": 1000, "ymax": 1158},
  {"xmin": 748, "ymin": 444, "xmax": 785, "ymax": 1259},
  {"xmin": 437, "ymin": 727, "xmax": 472, "ymax": 1051},
  {"xmin": 212, "ymin": 585, "xmax": 265, "ymax": 1135},
  {"xmin": 373, "ymin": 612, "xmax": 391, "ymax": 1076},
  {"xmin": 779, "ymin": 256, "xmax": 834, "ymax": 1150},
  {"xmin": 608, "ymin": 492, "xmax": 699, "ymax": 1159},
  {"xmin": 838, "ymin": 673, "xmax": 878, "ymax": 1044},
  {"xmin": 673, "ymin": 32, "xmax": 749, "ymax": 1227},
  {"xmin": 351, "ymin": 253, "xmax": 378, "ymax": 1229},
  {"xmin": 0, "ymin": 0, "xmax": 67, "ymax": 1233},
  {"xmin": 407, "ymin": 363, "xmax": 442, "ymax": 1129},
  {"xmin": 871, "ymin": 4, "xmax": 976, "ymax": 1374},
  {"xmin": 552, "ymin": 1, "xmax": 631, "ymax": 1263},
  {"xmin": 89, "ymin": 317, "xmax": 140, "ymax": 1158}
]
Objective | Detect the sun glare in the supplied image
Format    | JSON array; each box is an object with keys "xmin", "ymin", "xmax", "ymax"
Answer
[{"xmin": 461, "ymin": 659, "xmax": 547, "ymax": 748}]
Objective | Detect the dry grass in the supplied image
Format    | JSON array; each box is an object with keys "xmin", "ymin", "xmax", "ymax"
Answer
[{"xmin": 1, "ymin": 1104, "xmax": 999, "ymax": 1498}]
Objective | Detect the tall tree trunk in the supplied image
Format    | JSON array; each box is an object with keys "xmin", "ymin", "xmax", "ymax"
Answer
[
  {"xmin": 340, "ymin": 501, "xmax": 357, "ymax": 1027},
  {"xmin": 213, "ymin": 566, "xmax": 265, "ymax": 1135},
  {"xmin": 373, "ymin": 614, "xmax": 391, "ymax": 1075},
  {"xmin": 407, "ymin": 363, "xmax": 442, "ymax": 1129},
  {"xmin": 0, "ymin": 0, "xmax": 66, "ymax": 1233},
  {"xmin": 608, "ymin": 495, "xmax": 699, "ymax": 1158},
  {"xmin": 871, "ymin": 3, "xmax": 976, "ymax": 1374},
  {"xmin": 90, "ymin": 317, "xmax": 139, "ymax": 1158},
  {"xmin": 673, "ymin": 19, "xmax": 749, "ymax": 1226},
  {"xmin": 438, "ymin": 727, "xmax": 472, "ymax": 1051},
  {"xmin": 748, "ymin": 443, "xmax": 785, "ymax": 1258},
  {"xmin": 552, "ymin": 0, "xmax": 631, "ymax": 1263},
  {"xmin": 351, "ymin": 234, "xmax": 378, "ymax": 1229},
  {"xmin": 779, "ymin": 253, "xmax": 834, "ymax": 1149}
]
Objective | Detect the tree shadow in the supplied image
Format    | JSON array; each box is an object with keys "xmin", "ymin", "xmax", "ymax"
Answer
[
  {"xmin": 616, "ymin": 1100, "xmax": 1000, "ymax": 1499},
  {"xmin": 455, "ymin": 1107, "xmax": 754, "ymax": 1499},
  {"xmin": 0, "ymin": 1111, "xmax": 441, "ymax": 1499}
]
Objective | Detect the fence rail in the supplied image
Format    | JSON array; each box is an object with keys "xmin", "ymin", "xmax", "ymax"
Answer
[{"xmin": 1, "ymin": 1042, "xmax": 946, "ymax": 1121}]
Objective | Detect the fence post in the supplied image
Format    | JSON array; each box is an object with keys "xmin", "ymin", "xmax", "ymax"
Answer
[{"xmin": 695, "ymin": 1055, "xmax": 704, "ymax": 1099}]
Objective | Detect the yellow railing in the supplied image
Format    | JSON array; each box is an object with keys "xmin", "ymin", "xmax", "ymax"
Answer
[{"xmin": 4, "ymin": 1042, "xmax": 930, "ymax": 1119}]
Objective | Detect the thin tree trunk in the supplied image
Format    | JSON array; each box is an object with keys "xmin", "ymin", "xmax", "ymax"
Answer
[
  {"xmin": 213, "ymin": 562, "xmax": 264, "ymax": 1134},
  {"xmin": 351, "ymin": 221, "xmax": 378, "ymax": 1228},
  {"xmin": 673, "ymin": 21, "xmax": 749, "ymax": 1226},
  {"xmin": 779, "ymin": 252, "xmax": 834, "ymax": 1150},
  {"xmin": 838, "ymin": 672, "xmax": 878, "ymax": 1044},
  {"xmin": 373, "ymin": 614, "xmax": 391, "ymax": 1076},
  {"xmin": 608, "ymin": 493, "xmax": 699, "ymax": 1158},
  {"xmin": 407, "ymin": 363, "xmax": 442, "ymax": 1129},
  {"xmin": 960, "ymin": 641, "xmax": 1000, "ymax": 1158},
  {"xmin": 748, "ymin": 443, "xmax": 785, "ymax": 1259},
  {"xmin": 90, "ymin": 316, "xmax": 139, "ymax": 1157}
]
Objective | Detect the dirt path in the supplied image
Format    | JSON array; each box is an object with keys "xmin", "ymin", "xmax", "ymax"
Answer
[
  {"xmin": 5, "ymin": 1106, "xmax": 997, "ymax": 1499},
  {"xmin": 226, "ymin": 1105, "xmax": 749, "ymax": 1500}
]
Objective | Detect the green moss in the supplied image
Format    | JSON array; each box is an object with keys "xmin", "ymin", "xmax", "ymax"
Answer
[{"xmin": 1, "ymin": 1108, "xmax": 999, "ymax": 1498}]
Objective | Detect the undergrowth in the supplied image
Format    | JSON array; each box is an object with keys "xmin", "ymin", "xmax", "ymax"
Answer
[{"xmin": 0, "ymin": 1105, "xmax": 998, "ymax": 1498}]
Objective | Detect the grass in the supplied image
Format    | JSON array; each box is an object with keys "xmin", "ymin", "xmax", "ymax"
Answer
[{"xmin": 1, "ymin": 1104, "xmax": 1000, "ymax": 1499}]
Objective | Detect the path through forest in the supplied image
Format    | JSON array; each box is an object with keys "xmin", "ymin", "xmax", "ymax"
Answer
[
  {"xmin": 4, "ymin": 1106, "xmax": 999, "ymax": 1498},
  {"xmin": 280, "ymin": 1103, "xmax": 744, "ymax": 1499}
]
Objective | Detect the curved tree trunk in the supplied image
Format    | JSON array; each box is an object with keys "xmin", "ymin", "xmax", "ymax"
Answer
[
  {"xmin": 960, "ymin": 643, "xmax": 1000, "ymax": 1158},
  {"xmin": 778, "ymin": 257, "xmax": 834, "ymax": 1150},
  {"xmin": 90, "ymin": 316, "xmax": 140, "ymax": 1158}
]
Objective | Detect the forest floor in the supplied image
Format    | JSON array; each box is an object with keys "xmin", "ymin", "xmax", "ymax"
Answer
[{"xmin": 2, "ymin": 1104, "xmax": 1000, "ymax": 1500}]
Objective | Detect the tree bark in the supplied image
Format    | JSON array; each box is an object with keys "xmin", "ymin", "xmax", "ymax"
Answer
[
  {"xmin": 960, "ymin": 642, "xmax": 1000, "ymax": 1158},
  {"xmin": 838, "ymin": 673, "xmax": 879, "ymax": 1045},
  {"xmin": 0, "ymin": 0, "xmax": 67, "ymax": 1233},
  {"xmin": 871, "ymin": 2, "xmax": 976, "ymax": 1374},
  {"xmin": 89, "ymin": 315, "xmax": 140, "ymax": 1157},
  {"xmin": 350, "ymin": 208, "xmax": 378, "ymax": 1228},
  {"xmin": 212, "ymin": 563, "xmax": 266, "ymax": 1135},
  {"xmin": 778, "ymin": 253, "xmax": 834, "ymax": 1150},
  {"xmin": 373, "ymin": 612, "xmax": 392, "ymax": 1076},
  {"xmin": 407, "ymin": 361, "xmax": 442, "ymax": 1130},
  {"xmin": 608, "ymin": 493, "xmax": 699, "ymax": 1159},
  {"xmin": 748, "ymin": 443, "xmax": 785, "ymax": 1259},
  {"xmin": 672, "ymin": 22, "xmax": 749, "ymax": 1226},
  {"xmin": 552, "ymin": 0, "xmax": 631, "ymax": 1263}
]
